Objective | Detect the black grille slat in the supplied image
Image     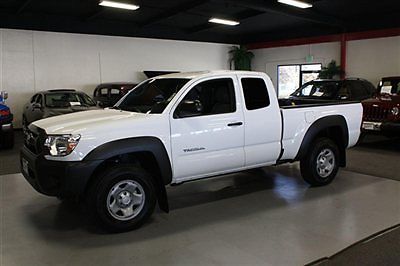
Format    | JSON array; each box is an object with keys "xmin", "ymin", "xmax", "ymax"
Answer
[
  {"xmin": 364, "ymin": 105, "xmax": 390, "ymax": 121},
  {"xmin": 24, "ymin": 126, "xmax": 46, "ymax": 155}
]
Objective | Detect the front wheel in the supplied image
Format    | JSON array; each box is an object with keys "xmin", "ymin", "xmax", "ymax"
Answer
[
  {"xmin": 300, "ymin": 138, "xmax": 339, "ymax": 186},
  {"xmin": 86, "ymin": 166, "xmax": 156, "ymax": 232}
]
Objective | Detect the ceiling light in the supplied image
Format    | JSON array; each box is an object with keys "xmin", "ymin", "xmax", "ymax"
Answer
[
  {"xmin": 209, "ymin": 18, "xmax": 240, "ymax": 26},
  {"xmin": 277, "ymin": 0, "xmax": 312, "ymax": 9},
  {"xmin": 99, "ymin": 1, "xmax": 140, "ymax": 10}
]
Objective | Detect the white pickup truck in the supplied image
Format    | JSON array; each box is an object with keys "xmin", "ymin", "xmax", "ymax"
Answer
[{"xmin": 21, "ymin": 71, "xmax": 362, "ymax": 232}]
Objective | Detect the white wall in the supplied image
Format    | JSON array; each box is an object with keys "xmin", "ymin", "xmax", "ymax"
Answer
[
  {"xmin": 346, "ymin": 36, "xmax": 400, "ymax": 85},
  {"xmin": 251, "ymin": 35, "xmax": 400, "ymax": 91},
  {"xmin": 0, "ymin": 29, "xmax": 232, "ymax": 127}
]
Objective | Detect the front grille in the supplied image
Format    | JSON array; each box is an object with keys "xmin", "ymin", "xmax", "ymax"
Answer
[
  {"xmin": 363, "ymin": 105, "xmax": 390, "ymax": 122},
  {"xmin": 24, "ymin": 126, "xmax": 46, "ymax": 155}
]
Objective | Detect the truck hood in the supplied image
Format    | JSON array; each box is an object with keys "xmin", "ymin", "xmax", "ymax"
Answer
[
  {"xmin": 363, "ymin": 95, "xmax": 400, "ymax": 106},
  {"xmin": 33, "ymin": 109, "xmax": 149, "ymax": 135},
  {"xmin": 45, "ymin": 105, "xmax": 99, "ymax": 117}
]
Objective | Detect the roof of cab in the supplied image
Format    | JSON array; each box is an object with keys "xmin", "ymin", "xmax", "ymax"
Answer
[{"xmin": 154, "ymin": 70, "xmax": 267, "ymax": 80}]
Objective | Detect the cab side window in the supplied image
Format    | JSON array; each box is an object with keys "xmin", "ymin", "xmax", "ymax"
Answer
[
  {"xmin": 175, "ymin": 78, "xmax": 236, "ymax": 118},
  {"xmin": 241, "ymin": 78, "xmax": 270, "ymax": 110}
]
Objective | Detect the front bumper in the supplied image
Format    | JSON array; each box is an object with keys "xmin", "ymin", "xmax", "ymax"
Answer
[
  {"xmin": 0, "ymin": 115, "xmax": 13, "ymax": 132},
  {"xmin": 20, "ymin": 145, "xmax": 101, "ymax": 198},
  {"xmin": 362, "ymin": 121, "xmax": 400, "ymax": 135}
]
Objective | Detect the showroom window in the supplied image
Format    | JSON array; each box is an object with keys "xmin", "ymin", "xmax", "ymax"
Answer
[
  {"xmin": 241, "ymin": 78, "xmax": 270, "ymax": 110},
  {"xmin": 175, "ymin": 78, "xmax": 236, "ymax": 118},
  {"xmin": 278, "ymin": 63, "xmax": 322, "ymax": 98}
]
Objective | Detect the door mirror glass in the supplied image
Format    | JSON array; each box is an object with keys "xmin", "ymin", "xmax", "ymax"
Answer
[{"xmin": 175, "ymin": 100, "xmax": 203, "ymax": 118}]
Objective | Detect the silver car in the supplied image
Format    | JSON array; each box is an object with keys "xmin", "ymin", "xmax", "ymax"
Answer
[{"xmin": 22, "ymin": 89, "xmax": 99, "ymax": 132}]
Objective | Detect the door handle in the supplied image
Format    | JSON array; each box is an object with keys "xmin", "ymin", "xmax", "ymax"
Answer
[{"xmin": 227, "ymin": 122, "xmax": 243, "ymax": 127}]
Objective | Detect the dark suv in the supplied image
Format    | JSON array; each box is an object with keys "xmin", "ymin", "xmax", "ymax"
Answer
[
  {"xmin": 22, "ymin": 89, "xmax": 98, "ymax": 131},
  {"xmin": 362, "ymin": 76, "xmax": 400, "ymax": 135},
  {"xmin": 93, "ymin": 83, "xmax": 137, "ymax": 108},
  {"xmin": 288, "ymin": 78, "xmax": 376, "ymax": 103}
]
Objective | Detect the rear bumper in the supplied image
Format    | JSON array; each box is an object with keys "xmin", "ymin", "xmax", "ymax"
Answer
[
  {"xmin": 20, "ymin": 146, "xmax": 101, "ymax": 198},
  {"xmin": 362, "ymin": 121, "xmax": 400, "ymax": 135}
]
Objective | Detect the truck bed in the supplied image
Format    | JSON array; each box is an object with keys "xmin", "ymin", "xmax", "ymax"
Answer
[{"xmin": 279, "ymin": 101, "xmax": 363, "ymax": 161}]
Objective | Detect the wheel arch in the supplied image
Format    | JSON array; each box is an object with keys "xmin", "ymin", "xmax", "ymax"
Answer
[
  {"xmin": 83, "ymin": 137, "xmax": 172, "ymax": 213},
  {"xmin": 295, "ymin": 115, "xmax": 349, "ymax": 167}
]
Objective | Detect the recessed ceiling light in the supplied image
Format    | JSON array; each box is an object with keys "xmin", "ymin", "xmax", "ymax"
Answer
[
  {"xmin": 277, "ymin": 0, "xmax": 312, "ymax": 9},
  {"xmin": 209, "ymin": 18, "xmax": 240, "ymax": 26},
  {"xmin": 99, "ymin": 0, "xmax": 140, "ymax": 10}
]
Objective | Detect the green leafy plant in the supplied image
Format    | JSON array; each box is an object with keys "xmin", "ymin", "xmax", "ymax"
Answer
[
  {"xmin": 318, "ymin": 60, "xmax": 344, "ymax": 79},
  {"xmin": 229, "ymin": 45, "xmax": 254, "ymax": 71}
]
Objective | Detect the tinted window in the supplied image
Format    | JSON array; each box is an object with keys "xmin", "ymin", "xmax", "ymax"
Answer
[
  {"xmin": 363, "ymin": 81, "xmax": 376, "ymax": 96},
  {"xmin": 291, "ymin": 81, "xmax": 341, "ymax": 99},
  {"xmin": 110, "ymin": 88, "xmax": 120, "ymax": 95},
  {"xmin": 348, "ymin": 81, "xmax": 368, "ymax": 100},
  {"xmin": 241, "ymin": 78, "xmax": 270, "ymax": 110},
  {"xmin": 378, "ymin": 80, "xmax": 400, "ymax": 95},
  {"xmin": 117, "ymin": 78, "xmax": 189, "ymax": 114},
  {"xmin": 176, "ymin": 78, "xmax": 235, "ymax": 118},
  {"xmin": 45, "ymin": 93, "xmax": 96, "ymax": 108}
]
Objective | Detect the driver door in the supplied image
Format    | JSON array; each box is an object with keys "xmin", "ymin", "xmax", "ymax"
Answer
[{"xmin": 170, "ymin": 77, "xmax": 245, "ymax": 182}]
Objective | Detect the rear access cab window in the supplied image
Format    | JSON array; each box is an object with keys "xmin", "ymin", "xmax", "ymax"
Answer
[{"xmin": 241, "ymin": 77, "xmax": 270, "ymax": 110}]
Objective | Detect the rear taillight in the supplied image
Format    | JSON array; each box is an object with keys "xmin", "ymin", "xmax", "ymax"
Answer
[{"xmin": 0, "ymin": 109, "xmax": 10, "ymax": 116}]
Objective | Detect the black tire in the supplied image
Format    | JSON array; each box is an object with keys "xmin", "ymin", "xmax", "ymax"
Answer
[
  {"xmin": 86, "ymin": 166, "xmax": 156, "ymax": 233},
  {"xmin": 300, "ymin": 138, "xmax": 339, "ymax": 187},
  {"xmin": 1, "ymin": 128, "xmax": 14, "ymax": 149}
]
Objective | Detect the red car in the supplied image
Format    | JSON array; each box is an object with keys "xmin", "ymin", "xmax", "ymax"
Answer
[{"xmin": 362, "ymin": 77, "xmax": 400, "ymax": 135}]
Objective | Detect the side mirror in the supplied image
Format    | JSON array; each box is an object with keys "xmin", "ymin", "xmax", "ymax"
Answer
[
  {"xmin": 33, "ymin": 103, "xmax": 42, "ymax": 109},
  {"xmin": 175, "ymin": 100, "xmax": 203, "ymax": 118}
]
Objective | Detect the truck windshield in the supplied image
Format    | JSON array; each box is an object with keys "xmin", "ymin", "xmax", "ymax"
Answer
[
  {"xmin": 115, "ymin": 78, "xmax": 189, "ymax": 113},
  {"xmin": 378, "ymin": 80, "xmax": 400, "ymax": 95},
  {"xmin": 290, "ymin": 81, "xmax": 341, "ymax": 99}
]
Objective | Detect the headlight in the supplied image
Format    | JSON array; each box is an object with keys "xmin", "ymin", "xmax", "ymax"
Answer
[
  {"xmin": 44, "ymin": 134, "xmax": 81, "ymax": 157},
  {"xmin": 392, "ymin": 107, "xmax": 399, "ymax": 116}
]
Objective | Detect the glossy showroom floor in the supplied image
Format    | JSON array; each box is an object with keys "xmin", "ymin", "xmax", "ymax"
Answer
[{"xmin": 1, "ymin": 163, "xmax": 400, "ymax": 265}]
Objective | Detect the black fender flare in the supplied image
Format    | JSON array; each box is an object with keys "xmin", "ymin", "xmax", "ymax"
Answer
[
  {"xmin": 84, "ymin": 137, "xmax": 172, "ymax": 212},
  {"xmin": 295, "ymin": 115, "xmax": 349, "ymax": 166}
]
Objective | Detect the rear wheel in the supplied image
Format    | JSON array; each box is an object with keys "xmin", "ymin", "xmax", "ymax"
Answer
[
  {"xmin": 300, "ymin": 138, "xmax": 339, "ymax": 186},
  {"xmin": 86, "ymin": 166, "xmax": 156, "ymax": 232}
]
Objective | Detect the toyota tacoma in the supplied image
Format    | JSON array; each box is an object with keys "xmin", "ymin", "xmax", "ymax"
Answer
[{"xmin": 21, "ymin": 71, "xmax": 362, "ymax": 232}]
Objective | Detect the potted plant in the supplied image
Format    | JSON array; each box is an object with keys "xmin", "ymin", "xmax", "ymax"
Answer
[
  {"xmin": 229, "ymin": 45, "xmax": 254, "ymax": 71},
  {"xmin": 318, "ymin": 60, "xmax": 344, "ymax": 79}
]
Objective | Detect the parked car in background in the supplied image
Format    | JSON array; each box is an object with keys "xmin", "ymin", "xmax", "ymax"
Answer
[
  {"xmin": 284, "ymin": 78, "xmax": 376, "ymax": 105},
  {"xmin": 362, "ymin": 76, "xmax": 400, "ymax": 135},
  {"xmin": 22, "ymin": 89, "xmax": 99, "ymax": 131},
  {"xmin": 93, "ymin": 83, "xmax": 137, "ymax": 108},
  {"xmin": 0, "ymin": 91, "xmax": 14, "ymax": 149}
]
